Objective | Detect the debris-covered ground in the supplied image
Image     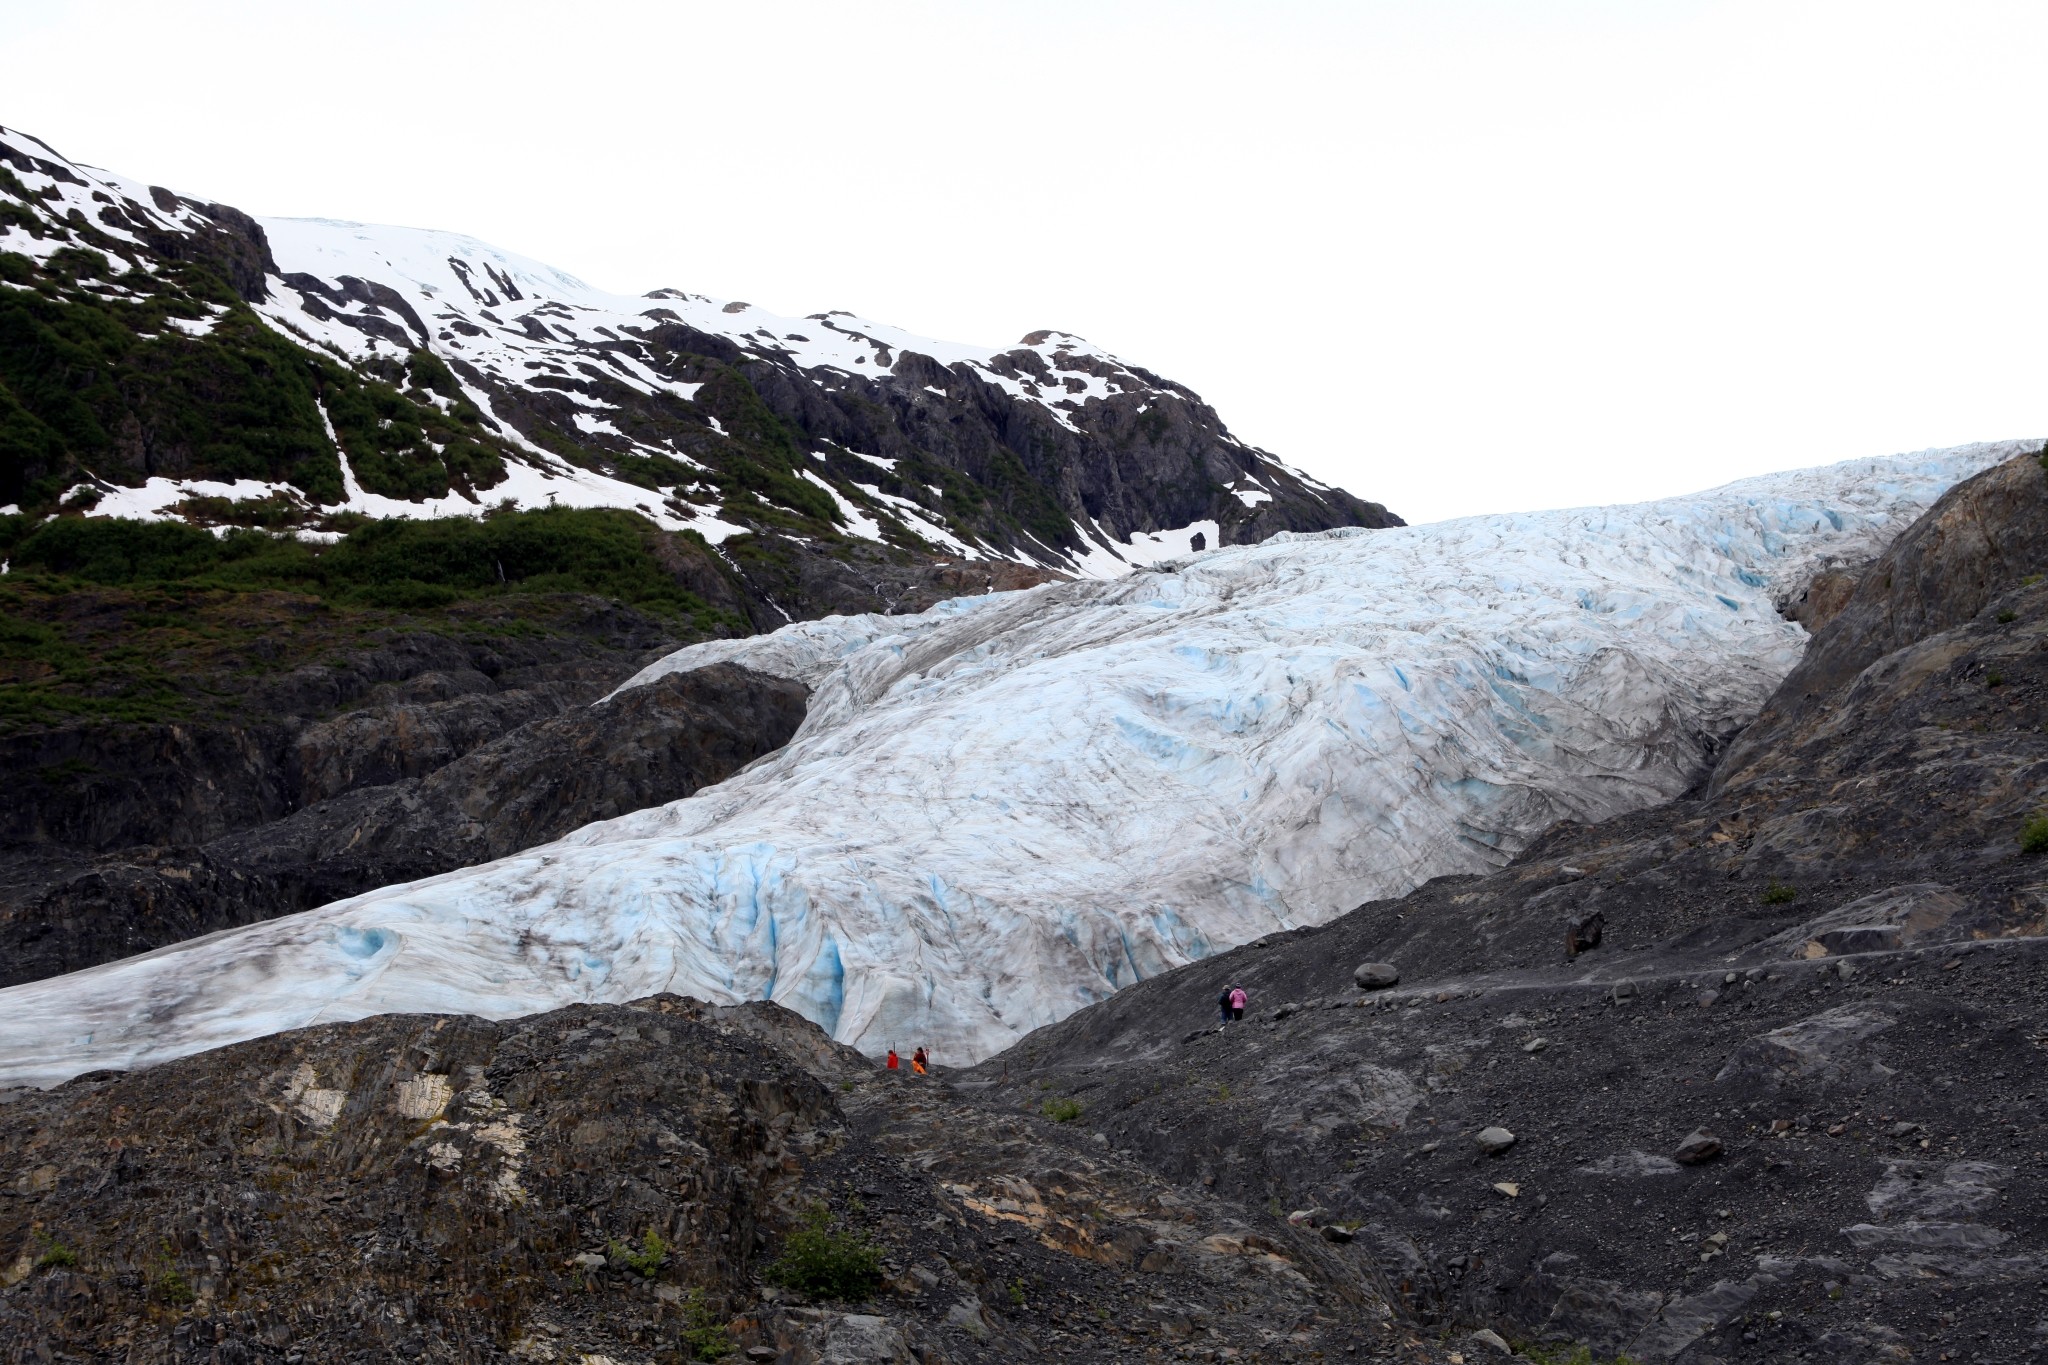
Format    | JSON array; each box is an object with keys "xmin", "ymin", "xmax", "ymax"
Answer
[{"xmin": 975, "ymin": 452, "xmax": 2048, "ymax": 1362}]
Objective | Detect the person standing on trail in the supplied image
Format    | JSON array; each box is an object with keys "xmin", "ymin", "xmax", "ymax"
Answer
[
  {"xmin": 886, "ymin": 1049, "xmax": 900, "ymax": 1070},
  {"xmin": 1228, "ymin": 985, "xmax": 1247, "ymax": 1021},
  {"xmin": 1217, "ymin": 986, "xmax": 1232, "ymax": 1024},
  {"xmin": 912, "ymin": 1047, "xmax": 929, "ymax": 1075}
]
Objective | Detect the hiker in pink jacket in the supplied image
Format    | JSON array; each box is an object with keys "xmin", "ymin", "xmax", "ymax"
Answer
[{"xmin": 1227, "ymin": 985, "xmax": 1247, "ymax": 1021}]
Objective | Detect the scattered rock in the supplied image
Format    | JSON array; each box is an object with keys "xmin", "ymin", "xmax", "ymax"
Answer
[
  {"xmin": 1576, "ymin": 1150, "xmax": 1682, "ymax": 1178},
  {"xmin": 1675, "ymin": 1129, "xmax": 1724, "ymax": 1164},
  {"xmin": 1814, "ymin": 924, "xmax": 1905, "ymax": 955},
  {"xmin": 1319, "ymin": 1224, "xmax": 1355, "ymax": 1244},
  {"xmin": 1475, "ymin": 1126, "xmax": 1517, "ymax": 1156},
  {"xmin": 1353, "ymin": 961, "xmax": 1400, "ymax": 990},
  {"xmin": 1564, "ymin": 911, "xmax": 1606, "ymax": 958},
  {"xmin": 1521, "ymin": 1037, "xmax": 1550, "ymax": 1053},
  {"xmin": 1467, "ymin": 1327, "xmax": 1514, "ymax": 1354},
  {"xmin": 1492, "ymin": 1181, "xmax": 1520, "ymax": 1198}
]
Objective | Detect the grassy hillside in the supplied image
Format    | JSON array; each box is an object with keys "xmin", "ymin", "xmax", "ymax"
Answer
[{"xmin": 0, "ymin": 507, "xmax": 744, "ymax": 730}]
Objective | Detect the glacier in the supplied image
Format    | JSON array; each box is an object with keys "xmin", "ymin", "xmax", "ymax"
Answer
[{"xmin": 0, "ymin": 442, "xmax": 2027, "ymax": 1088}]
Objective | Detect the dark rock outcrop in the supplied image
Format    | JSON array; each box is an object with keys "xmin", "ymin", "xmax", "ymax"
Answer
[
  {"xmin": 0, "ymin": 663, "xmax": 806, "ymax": 986},
  {"xmin": 0, "ymin": 995, "xmax": 1413, "ymax": 1362}
]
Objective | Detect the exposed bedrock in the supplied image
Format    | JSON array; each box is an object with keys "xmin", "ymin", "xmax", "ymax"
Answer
[
  {"xmin": 0, "ymin": 663, "xmax": 806, "ymax": 986},
  {"xmin": 0, "ymin": 996, "xmax": 1407, "ymax": 1362}
]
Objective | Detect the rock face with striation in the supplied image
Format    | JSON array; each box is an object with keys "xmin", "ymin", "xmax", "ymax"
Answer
[{"xmin": 0, "ymin": 663, "xmax": 808, "ymax": 985}]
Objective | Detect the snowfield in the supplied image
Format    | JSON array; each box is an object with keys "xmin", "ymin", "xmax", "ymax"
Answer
[{"xmin": 0, "ymin": 442, "xmax": 2028, "ymax": 1087}]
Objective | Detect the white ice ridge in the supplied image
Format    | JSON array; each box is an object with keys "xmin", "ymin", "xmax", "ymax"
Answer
[{"xmin": 0, "ymin": 442, "xmax": 2027, "ymax": 1087}]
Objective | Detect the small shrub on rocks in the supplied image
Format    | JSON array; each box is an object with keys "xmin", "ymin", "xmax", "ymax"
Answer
[
  {"xmin": 2020, "ymin": 813, "xmax": 2048, "ymax": 855},
  {"xmin": 764, "ymin": 1203, "xmax": 883, "ymax": 1301},
  {"xmin": 32, "ymin": 1237, "xmax": 76, "ymax": 1270},
  {"xmin": 680, "ymin": 1289, "xmax": 732, "ymax": 1361},
  {"xmin": 1761, "ymin": 880, "xmax": 1799, "ymax": 905},
  {"xmin": 610, "ymin": 1227, "xmax": 668, "ymax": 1278},
  {"xmin": 1041, "ymin": 1096, "xmax": 1083, "ymax": 1123},
  {"xmin": 1516, "ymin": 1343, "xmax": 1640, "ymax": 1365}
]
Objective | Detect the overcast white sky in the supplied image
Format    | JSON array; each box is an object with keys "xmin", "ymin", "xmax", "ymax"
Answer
[{"xmin": 6, "ymin": 1, "xmax": 2044, "ymax": 524}]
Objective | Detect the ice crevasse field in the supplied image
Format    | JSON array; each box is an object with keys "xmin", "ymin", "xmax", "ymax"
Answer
[{"xmin": 0, "ymin": 442, "xmax": 2028, "ymax": 1087}]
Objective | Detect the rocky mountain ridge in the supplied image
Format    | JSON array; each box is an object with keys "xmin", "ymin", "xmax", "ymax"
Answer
[{"xmin": 0, "ymin": 122, "xmax": 1398, "ymax": 579}]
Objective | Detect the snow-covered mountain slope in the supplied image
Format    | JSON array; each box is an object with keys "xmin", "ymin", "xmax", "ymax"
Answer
[
  {"xmin": 0, "ymin": 441, "xmax": 2026, "ymax": 1088},
  {"xmin": 252, "ymin": 214, "xmax": 1394, "ymax": 572},
  {"xmin": 0, "ymin": 123, "xmax": 1397, "ymax": 575}
]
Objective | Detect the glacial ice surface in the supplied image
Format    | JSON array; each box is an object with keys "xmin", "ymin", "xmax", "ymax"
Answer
[{"xmin": 0, "ymin": 443, "xmax": 2028, "ymax": 1086}]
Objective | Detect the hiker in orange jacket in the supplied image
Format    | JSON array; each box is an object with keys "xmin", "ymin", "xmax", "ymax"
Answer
[
  {"xmin": 911, "ymin": 1047, "xmax": 929, "ymax": 1075},
  {"xmin": 886, "ymin": 1049, "xmax": 900, "ymax": 1070}
]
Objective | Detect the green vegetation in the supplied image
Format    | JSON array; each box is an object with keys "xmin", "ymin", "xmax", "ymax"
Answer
[
  {"xmin": 1041, "ymin": 1096, "xmax": 1084, "ymax": 1123},
  {"xmin": 0, "ymin": 508, "xmax": 741, "ymax": 729},
  {"xmin": 1998, "ymin": 609, "xmax": 2018, "ymax": 623},
  {"xmin": 33, "ymin": 1236, "xmax": 77, "ymax": 1270},
  {"xmin": 680, "ymin": 1288, "xmax": 733, "ymax": 1360},
  {"xmin": 144, "ymin": 1239, "xmax": 194, "ymax": 1305},
  {"xmin": 763, "ymin": 1202, "xmax": 884, "ymax": 1301},
  {"xmin": 0, "ymin": 156, "xmax": 537, "ymax": 513},
  {"xmin": 1988, "ymin": 671, "xmax": 2006, "ymax": 687},
  {"xmin": 4, "ymin": 507, "xmax": 730, "ymax": 615},
  {"xmin": 150, "ymin": 1265, "xmax": 195, "ymax": 1305},
  {"xmin": 2020, "ymin": 813, "xmax": 2048, "ymax": 855},
  {"xmin": 1007, "ymin": 1277, "xmax": 1027, "ymax": 1306},
  {"xmin": 1761, "ymin": 880, "xmax": 1799, "ymax": 905},
  {"xmin": 609, "ymin": 1227, "xmax": 668, "ymax": 1279},
  {"xmin": 1515, "ymin": 1345, "xmax": 1640, "ymax": 1365}
]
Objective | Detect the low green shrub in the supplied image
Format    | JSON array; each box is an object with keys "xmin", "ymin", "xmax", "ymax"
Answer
[
  {"xmin": 1761, "ymin": 880, "xmax": 1799, "ymax": 905},
  {"xmin": 609, "ymin": 1227, "xmax": 668, "ymax": 1278},
  {"xmin": 1516, "ymin": 1345, "xmax": 1640, "ymax": 1365},
  {"xmin": 763, "ymin": 1203, "xmax": 883, "ymax": 1301},
  {"xmin": 2020, "ymin": 813, "xmax": 2048, "ymax": 855},
  {"xmin": 680, "ymin": 1288, "xmax": 732, "ymax": 1360},
  {"xmin": 1041, "ymin": 1096, "xmax": 1084, "ymax": 1123}
]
